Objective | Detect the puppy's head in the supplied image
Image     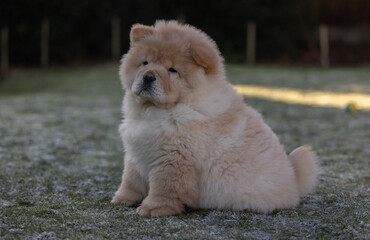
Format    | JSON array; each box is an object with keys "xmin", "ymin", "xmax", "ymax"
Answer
[{"xmin": 119, "ymin": 20, "xmax": 224, "ymax": 107}]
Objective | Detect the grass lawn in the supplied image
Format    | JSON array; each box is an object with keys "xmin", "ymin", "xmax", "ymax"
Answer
[{"xmin": 0, "ymin": 64, "xmax": 369, "ymax": 239}]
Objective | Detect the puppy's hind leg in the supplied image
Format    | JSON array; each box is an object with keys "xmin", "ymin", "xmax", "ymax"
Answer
[{"xmin": 112, "ymin": 157, "xmax": 147, "ymax": 206}]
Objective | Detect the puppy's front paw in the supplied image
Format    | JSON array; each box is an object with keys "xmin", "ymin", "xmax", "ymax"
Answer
[
  {"xmin": 136, "ymin": 197, "xmax": 184, "ymax": 217},
  {"xmin": 111, "ymin": 189, "xmax": 143, "ymax": 207},
  {"xmin": 111, "ymin": 195, "xmax": 137, "ymax": 206}
]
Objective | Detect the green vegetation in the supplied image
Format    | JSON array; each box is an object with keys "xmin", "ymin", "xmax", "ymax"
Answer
[{"xmin": 0, "ymin": 64, "xmax": 369, "ymax": 239}]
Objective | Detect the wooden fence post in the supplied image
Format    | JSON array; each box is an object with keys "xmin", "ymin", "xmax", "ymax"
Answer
[
  {"xmin": 246, "ymin": 22, "xmax": 256, "ymax": 65},
  {"xmin": 1, "ymin": 26, "xmax": 9, "ymax": 74},
  {"xmin": 112, "ymin": 16, "xmax": 121, "ymax": 60},
  {"xmin": 41, "ymin": 20, "xmax": 50, "ymax": 68},
  {"xmin": 319, "ymin": 24, "xmax": 329, "ymax": 67}
]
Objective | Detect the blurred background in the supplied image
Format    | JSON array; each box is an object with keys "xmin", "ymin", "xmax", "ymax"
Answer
[{"xmin": 0, "ymin": 0, "xmax": 370, "ymax": 71}]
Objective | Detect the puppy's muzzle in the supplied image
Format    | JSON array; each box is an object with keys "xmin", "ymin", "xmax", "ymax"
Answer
[{"xmin": 143, "ymin": 71, "xmax": 156, "ymax": 87}]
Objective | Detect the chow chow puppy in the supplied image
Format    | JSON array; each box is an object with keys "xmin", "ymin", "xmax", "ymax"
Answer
[{"xmin": 112, "ymin": 20, "xmax": 318, "ymax": 217}]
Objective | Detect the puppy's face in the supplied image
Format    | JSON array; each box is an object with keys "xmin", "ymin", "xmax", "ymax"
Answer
[
  {"xmin": 122, "ymin": 41, "xmax": 194, "ymax": 106},
  {"xmin": 119, "ymin": 21, "xmax": 222, "ymax": 107}
]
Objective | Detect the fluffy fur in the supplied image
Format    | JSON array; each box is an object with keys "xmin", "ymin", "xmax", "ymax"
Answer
[{"xmin": 111, "ymin": 20, "xmax": 318, "ymax": 217}]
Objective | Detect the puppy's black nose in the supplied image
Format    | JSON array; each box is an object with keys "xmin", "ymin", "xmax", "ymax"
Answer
[{"xmin": 143, "ymin": 71, "xmax": 156, "ymax": 84}]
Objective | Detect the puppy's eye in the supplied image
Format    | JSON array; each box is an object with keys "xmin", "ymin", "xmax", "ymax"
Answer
[
  {"xmin": 168, "ymin": 67, "xmax": 177, "ymax": 73},
  {"xmin": 142, "ymin": 61, "xmax": 148, "ymax": 66}
]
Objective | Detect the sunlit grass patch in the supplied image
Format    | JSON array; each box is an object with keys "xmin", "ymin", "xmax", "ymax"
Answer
[{"xmin": 234, "ymin": 85, "xmax": 370, "ymax": 110}]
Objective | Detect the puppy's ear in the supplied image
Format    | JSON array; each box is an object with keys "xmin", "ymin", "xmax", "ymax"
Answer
[
  {"xmin": 189, "ymin": 43, "xmax": 220, "ymax": 74},
  {"xmin": 130, "ymin": 24, "xmax": 154, "ymax": 44}
]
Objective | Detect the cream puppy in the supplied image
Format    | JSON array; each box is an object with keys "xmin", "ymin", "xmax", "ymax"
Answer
[{"xmin": 111, "ymin": 20, "xmax": 318, "ymax": 217}]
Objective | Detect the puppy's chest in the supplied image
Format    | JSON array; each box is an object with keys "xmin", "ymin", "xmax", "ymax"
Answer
[
  {"xmin": 120, "ymin": 115, "xmax": 178, "ymax": 158},
  {"xmin": 121, "ymin": 118, "xmax": 165, "ymax": 148}
]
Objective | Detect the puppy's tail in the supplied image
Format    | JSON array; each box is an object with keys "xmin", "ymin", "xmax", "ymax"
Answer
[{"xmin": 288, "ymin": 145, "xmax": 318, "ymax": 196}]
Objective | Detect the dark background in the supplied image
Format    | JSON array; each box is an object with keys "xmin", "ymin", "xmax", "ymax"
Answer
[{"xmin": 0, "ymin": 0, "xmax": 369, "ymax": 66}]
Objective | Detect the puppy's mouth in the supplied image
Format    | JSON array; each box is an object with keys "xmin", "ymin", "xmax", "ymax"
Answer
[{"xmin": 134, "ymin": 86, "xmax": 154, "ymax": 98}]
